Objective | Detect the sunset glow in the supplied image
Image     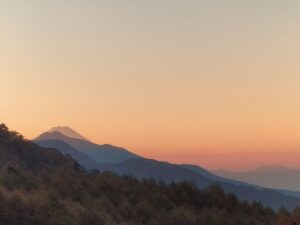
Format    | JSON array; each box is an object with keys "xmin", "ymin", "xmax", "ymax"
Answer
[{"xmin": 1, "ymin": 1, "xmax": 300, "ymax": 170}]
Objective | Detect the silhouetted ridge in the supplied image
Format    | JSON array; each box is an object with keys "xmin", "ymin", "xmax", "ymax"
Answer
[
  {"xmin": 35, "ymin": 131, "xmax": 141, "ymax": 164},
  {"xmin": 35, "ymin": 139, "xmax": 100, "ymax": 170},
  {"xmin": 0, "ymin": 124, "xmax": 298, "ymax": 225},
  {"xmin": 34, "ymin": 127, "xmax": 300, "ymax": 211},
  {"xmin": 0, "ymin": 124, "xmax": 79, "ymax": 173},
  {"xmin": 96, "ymin": 158, "xmax": 300, "ymax": 210}
]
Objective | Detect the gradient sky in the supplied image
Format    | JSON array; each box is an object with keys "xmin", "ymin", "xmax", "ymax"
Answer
[{"xmin": 1, "ymin": 1, "xmax": 300, "ymax": 171}]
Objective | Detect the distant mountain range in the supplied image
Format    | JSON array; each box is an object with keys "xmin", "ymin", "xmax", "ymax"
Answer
[
  {"xmin": 0, "ymin": 124, "xmax": 282, "ymax": 225},
  {"xmin": 33, "ymin": 126, "xmax": 300, "ymax": 210},
  {"xmin": 35, "ymin": 128, "xmax": 140, "ymax": 164},
  {"xmin": 214, "ymin": 165, "xmax": 300, "ymax": 192}
]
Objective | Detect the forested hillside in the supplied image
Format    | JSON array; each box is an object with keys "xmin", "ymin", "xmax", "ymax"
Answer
[{"xmin": 0, "ymin": 124, "xmax": 297, "ymax": 225}]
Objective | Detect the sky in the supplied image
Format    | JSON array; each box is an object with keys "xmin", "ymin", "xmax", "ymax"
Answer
[{"xmin": 1, "ymin": 0, "xmax": 300, "ymax": 171}]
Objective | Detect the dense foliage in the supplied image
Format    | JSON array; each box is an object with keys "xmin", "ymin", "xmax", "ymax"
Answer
[{"xmin": 0, "ymin": 124, "xmax": 297, "ymax": 225}]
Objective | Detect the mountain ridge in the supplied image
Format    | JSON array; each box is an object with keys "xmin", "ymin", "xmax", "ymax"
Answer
[
  {"xmin": 96, "ymin": 158, "xmax": 300, "ymax": 210},
  {"xmin": 34, "ymin": 139, "xmax": 100, "ymax": 170},
  {"xmin": 34, "ymin": 128, "xmax": 300, "ymax": 210},
  {"xmin": 35, "ymin": 131, "xmax": 141, "ymax": 164}
]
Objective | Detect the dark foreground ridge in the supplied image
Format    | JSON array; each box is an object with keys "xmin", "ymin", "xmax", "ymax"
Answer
[{"xmin": 0, "ymin": 123, "xmax": 298, "ymax": 225}]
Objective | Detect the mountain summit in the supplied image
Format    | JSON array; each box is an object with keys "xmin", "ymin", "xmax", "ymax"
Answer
[
  {"xmin": 48, "ymin": 126, "xmax": 89, "ymax": 141},
  {"xmin": 35, "ymin": 130, "xmax": 141, "ymax": 164}
]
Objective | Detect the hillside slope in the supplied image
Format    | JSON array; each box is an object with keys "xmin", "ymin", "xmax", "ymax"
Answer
[
  {"xmin": 35, "ymin": 131, "xmax": 140, "ymax": 164},
  {"xmin": 34, "ymin": 139, "xmax": 100, "ymax": 170},
  {"xmin": 0, "ymin": 123, "xmax": 280, "ymax": 225}
]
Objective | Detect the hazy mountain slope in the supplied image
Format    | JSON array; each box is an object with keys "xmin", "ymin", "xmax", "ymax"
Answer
[
  {"xmin": 278, "ymin": 189, "xmax": 300, "ymax": 199},
  {"xmin": 98, "ymin": 158, "xmax": 212, "ymax": 188},
  {"xmin": 35, "ymin": 131, "xmax": 141, "ymax": 164},
  {"xmin": 181, "ymin": 164, "xmax": 240, "ymax": 183},
  {"xmin": 35, "ymin": 139, "xmax": 100, "ymax": 170},
  {"xmin": 98, "ymin": 158, "xmax": 300, "ymax": 210},
  {"xmin": 183, "ymin": 164, "xmax": 300, "ymax": 199},
  {"xmin": 48, "ymin": 126, "xmax": 89, "ymax": 141},
  {"xmin": 215, "ymin": 165, "xmax": 300, "ymax": 191}
]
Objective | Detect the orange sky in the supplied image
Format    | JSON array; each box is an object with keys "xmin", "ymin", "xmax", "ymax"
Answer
[{"xmin": 1, "ymin": 1, "xmax": 300, "ymax": 170}]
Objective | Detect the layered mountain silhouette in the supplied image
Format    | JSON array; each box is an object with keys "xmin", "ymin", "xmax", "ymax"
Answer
[
  {"xmin": 35, "ymin": 139, "xmax": 100, "ymax": 170},
  {"xmin": 183, "ymin": 164, "xmax": 300, "ymax": 199},
  {"xmin": 215, "ymin": 165, "xmax": 300, "ymax": 192},
  {"xmin": 0, "ymin": 124, "xmax": 283, "ymax": 225},
  {"xmin": 33, "ymin": 127, "xmax": 300, "ymax": 210},
  {"xmin": 35, "ymin": 131, "xmax": 140, "ymax": 164},
  {"xmin": 96, "ymin": 158, "xmax": 300, "ymax": 210}
]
